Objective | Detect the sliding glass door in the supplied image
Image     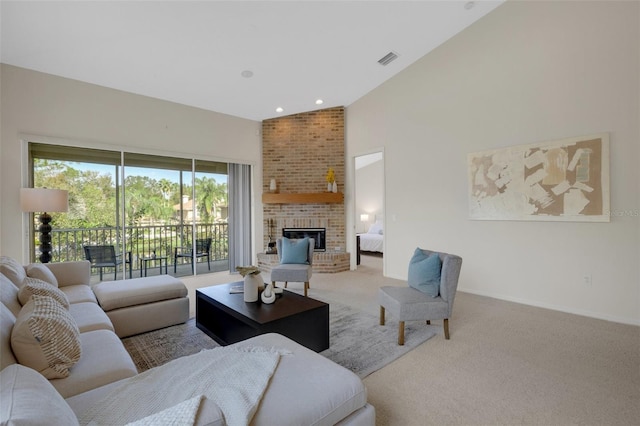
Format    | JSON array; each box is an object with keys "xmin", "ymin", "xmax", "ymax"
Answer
[{"xmin": 29, "ymin": 143, "xmax": 232, "ymax": 279}]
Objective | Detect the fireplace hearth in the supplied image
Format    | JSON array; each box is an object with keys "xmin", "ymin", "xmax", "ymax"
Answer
[{"xmin": 282, "ymin": 228, "xmax": 326, "ymax": 252}]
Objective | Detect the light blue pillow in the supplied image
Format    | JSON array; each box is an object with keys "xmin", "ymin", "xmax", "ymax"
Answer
[
  {"xmin": 280, "ymin": 237, "xmax": 310, "ymax": 264},
  {"xmin": 407, "ymin": 248, "xmax": 441, "ymax": 297}
]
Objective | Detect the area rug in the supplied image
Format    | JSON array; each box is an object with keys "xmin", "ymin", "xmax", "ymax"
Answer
[
  {"xmin": 122, "ymin": 300, "xmax": 436, "ymax": 379},
  {"xmin": 122, "ymin": 318, "xmax": 219, "ymax": 372}
]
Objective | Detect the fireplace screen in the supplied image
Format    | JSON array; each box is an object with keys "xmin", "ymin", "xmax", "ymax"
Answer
[{"xmin": 282, "ymin": 228, "xmax": 326, "ymax": 252}]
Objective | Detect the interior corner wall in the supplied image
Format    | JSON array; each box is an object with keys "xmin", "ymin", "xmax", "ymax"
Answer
[
  {"xmin": 346, "ymin": 1, "xmax": 640, "ymax": 324},
  {"xmin": 0, "ymin": 64, "xmax": 262, "ymax": 263}
]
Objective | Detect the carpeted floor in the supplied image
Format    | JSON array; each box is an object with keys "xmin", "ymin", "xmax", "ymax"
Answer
[{"xmin": 122, "ymin": 298, "xmax": 436, "ymax": 379}]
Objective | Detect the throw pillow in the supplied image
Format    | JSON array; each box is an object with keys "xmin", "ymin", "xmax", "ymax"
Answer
[
  {"xmin": 367, "ymin": 222, "xmax": 383, "ymax": 235},
  {"xmin": 18, "ymin": 277, "xmax": 70, "ymax": 309},
  {"xmin": 0, "ymin": 364, "xmax": 80, "ymax": 426},
  {"xmin": 407, "ymin": 248, "xmax": 442, "ymax": 298},
  {"xmin": 0, "ymin": 256, "xmax": 27, "ymax": 288},
  {"xmin": 280, "ymin": 237, "xmax": 310, "ymax": 264},
  {"xmin": 26, "ymin": 263, "xmax": 59, "ymax": 287},
  {"xmin": 11, "ymin": 295, "xmax": 82, "ymax": 379}
]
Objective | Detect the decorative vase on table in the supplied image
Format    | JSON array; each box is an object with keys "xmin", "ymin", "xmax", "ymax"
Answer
[
  {"xmin": 332, "ymin": 181, "xmax": 338, "ymax": 193},
  {"xmin": 243, "ymin": 273, "xmax": 262, "ymax": 302}
]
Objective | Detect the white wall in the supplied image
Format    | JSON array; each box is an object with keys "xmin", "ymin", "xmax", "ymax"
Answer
[
  {"xmin": 0, "ymin": 65, "xmax": 262, "ymax": 263},
  {"xmin": 355, "ymin": 158, "xmax": 383, "ymax": 233},
  {"xmin": 346, "ymin": 1, "xmax": 639, "ymax": 324}
]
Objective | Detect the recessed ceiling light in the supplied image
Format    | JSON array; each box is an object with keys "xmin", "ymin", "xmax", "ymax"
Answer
[
  {"xmin": 464, "ymin": 2, "xmax": 475, "ymax": 10},
  {"xmin": 315, "ymin": 99, "xmax": 324, "ymax": 105},
  {"xmin": 276, "ymin": 107, "xmax": 284, "ymax": 113},
  {"xmin": 241, "ymin": 70, "xmax": 254, "ymax": 78}
]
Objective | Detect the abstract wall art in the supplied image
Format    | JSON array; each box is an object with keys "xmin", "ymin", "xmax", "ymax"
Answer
[{"xmin": 468, "ymin": 134, "xmax": 610, "ymax": 222}]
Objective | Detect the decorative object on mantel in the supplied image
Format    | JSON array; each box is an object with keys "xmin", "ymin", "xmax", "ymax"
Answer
[
  {"xmin": 326, "ymin": 167, "xmax": 335, "ymax": 192},
  {"xmin": 332, "ymin": 181, "xmax": 338, "ymax": 193},
  {"xmin": 261, "ymin": 283, "xmax": 276, "ymax": 304},
  {"xmin": 236, "ymin": 265, "xmax": 262, "ymax": 302},
  {"xmin": 269, "ymin": 178, "xmax": 278, "ymax": 193}
]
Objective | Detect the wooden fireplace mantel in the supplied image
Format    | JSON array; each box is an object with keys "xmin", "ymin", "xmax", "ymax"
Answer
[{"xmin": 262, "ymin": 192, "xmax": 344, "ymax": 204}]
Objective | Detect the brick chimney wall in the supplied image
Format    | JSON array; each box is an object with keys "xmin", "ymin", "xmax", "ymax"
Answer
[{"xmin": 262, "ymin": 107, "xmax": 345, "ymax": 253}]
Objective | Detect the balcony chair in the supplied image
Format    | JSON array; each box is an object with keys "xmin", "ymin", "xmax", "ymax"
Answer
[
  {"xmin": 271, "ymin": 237, "xmax": 314, "ymax": 297},
  {"xmin": 379, "ymin": 248, "xmax": 462, "ymax": 345},
  {"xmin": 174, "ymin": 238, "xmax": 212, "ymax": 273},
  {"xmin": 83, "ymin": 245, "xmax": 132, "ymax": 280}
]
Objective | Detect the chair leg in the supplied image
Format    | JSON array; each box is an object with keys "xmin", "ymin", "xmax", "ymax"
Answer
[
  {"xmin": 284, "ymin": 282, "xmax": 288, "ymax": 288},
  {"xmin": 398, "ymin": 321, "xmax": 405, "ymax": 345},
  {"xmin": 444, "ymin": 318, "xmax": 450, "ymax": 340},
  {"xmin": 99, "ymin": 268, "xmax": 103, "ymax": 281},
  {"xmin": 304, "ymin": 282, "xmax": 309, "ymax": 297},
  {"xmin": 207, "ymin": 256, "xmax": 211, "ymax": 270},
  {"xmin": 379, "ymin": 306, "xmax": 385, "ymax": 325}
]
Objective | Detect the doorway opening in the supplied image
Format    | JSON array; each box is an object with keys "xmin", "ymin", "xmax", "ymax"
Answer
[{"xmin": 354, "ymin": 151, "xmax": 384, "ymax": 274}]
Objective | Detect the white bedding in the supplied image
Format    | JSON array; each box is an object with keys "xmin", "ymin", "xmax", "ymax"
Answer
[
  {"xmin": 359, "ymin": 233, "xmax": 384, "ymax": 253},
  {"xmin": 77, "ymin": 347, "xmax": 283, "ymax": 426}
]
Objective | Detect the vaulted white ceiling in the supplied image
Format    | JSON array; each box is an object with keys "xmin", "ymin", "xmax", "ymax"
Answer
[{"xmin": 1, "ymin": 1, "xmax": 503, "ymax": 121}]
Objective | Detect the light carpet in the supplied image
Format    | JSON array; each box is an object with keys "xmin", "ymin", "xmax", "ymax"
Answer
[{"xmin": 122, "ymin": 298, "xmax": 436, "ymax": 379}]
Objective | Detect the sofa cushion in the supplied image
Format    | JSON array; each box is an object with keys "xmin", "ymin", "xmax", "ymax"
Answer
[
  {"xmin": 59, "ymin": 284, "xmax": 98, "ymax": 304},
  {"xmin": 43, "ymin": 261, "xmax": 91, "ymax": 288},
  {"xmin": 68, "ymin": 302, "xmax": 115, "ymax": 333},
  {"xmin": 49, "ymin": 329, "xmax": 138, "ymax": 398},
  {"xmin": 0, "ymin": 256, "xmax": 27, "ymax": 288},
  {"xmin": 0, "ymin": 364, "xmax": 80, "ymax": 426},
  {"xmin": 11, "ymin": 295, "xmax": 82, "ymax": 379},
  {"xmin": 1, "ymin": 272, "xmax": 22, "ymax": 317},
  {"xmin": 93, "ymin": 275, "xmax": 187, "ymax": 312},
  {"xmin": 408, "ymin": 248, "xmax": 441, "ymax": 298},
  {"xmin": 26, "ymin": 263, "xmax": 59, "ymax": 287},
  {"xmin": 233, "ymin": 333, "xmax": 369, "ymax": 425},
  {"xmin": 1, "ymin": 304, "xmax": 18, "ymax": 370},
  {"xmin": 18, "ymin": 277, "xmax": 70, "ymax": 308}
]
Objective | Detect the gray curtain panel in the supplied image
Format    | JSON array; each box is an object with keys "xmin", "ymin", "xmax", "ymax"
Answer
[{"xmin": 228, "ymin": 163, "xmax": 252, "ymax": 272}]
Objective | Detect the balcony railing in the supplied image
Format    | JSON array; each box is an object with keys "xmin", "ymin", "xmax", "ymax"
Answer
[{"xmin": 37, "ymin": 223, "xmax": 228, "ymax": 274}]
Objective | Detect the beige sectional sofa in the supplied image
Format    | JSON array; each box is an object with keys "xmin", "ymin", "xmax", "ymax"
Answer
[{"xmin": 0, "ymin": 257, "xmax": 375, "ymax": 425}]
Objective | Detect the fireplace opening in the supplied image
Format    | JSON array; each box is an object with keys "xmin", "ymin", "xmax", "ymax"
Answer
[{"xmin": 282, "ymin": 228, "xmax": 326, "ymax": 252}]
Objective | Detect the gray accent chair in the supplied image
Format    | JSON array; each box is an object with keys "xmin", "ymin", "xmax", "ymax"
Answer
[
  {"xmin": 378, "ymin": 249, "xmax": 462, "ymax": 344},
  {"xmin": 271, "ymin": 238, "xmax": 314, "ymax": 297}
]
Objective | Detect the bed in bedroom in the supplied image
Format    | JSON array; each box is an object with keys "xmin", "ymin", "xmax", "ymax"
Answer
[{"xmin": 357, "ymin": 220, "xmax": 383, "ymax": 263}]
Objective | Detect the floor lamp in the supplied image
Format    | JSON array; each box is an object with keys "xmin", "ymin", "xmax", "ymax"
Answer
[{"xmin": 20, "ymin": 188, "xmax": 69, "ymax": 263}]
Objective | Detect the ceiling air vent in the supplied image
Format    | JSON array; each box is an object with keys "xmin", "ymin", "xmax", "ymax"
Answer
[{"xmin": 378, "ymin": 51, "xmax": 398, "ymax": 66}]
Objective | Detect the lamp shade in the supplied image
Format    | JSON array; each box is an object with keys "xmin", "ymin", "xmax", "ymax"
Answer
[
  {"xmin": 360, "ymin": 214, "xmax": 369, "ymax": 222},
  {"xmin": 20, "ymin": 188, "xmax": 69, "ymax": 213}
]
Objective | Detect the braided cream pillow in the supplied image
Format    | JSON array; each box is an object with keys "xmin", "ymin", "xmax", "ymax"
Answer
[
  {"xmin": 11, "ymin": 295, "xmax": 81, "ymax": 379},
  {"xmin": 18, "ymin": 277, "xmax": 70, "ymax": 308}
]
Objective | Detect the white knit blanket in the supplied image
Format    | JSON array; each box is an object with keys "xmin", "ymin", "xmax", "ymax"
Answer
[{"xmin": 78, "ymin": 347, "xmax": 283, "ymax": 426}]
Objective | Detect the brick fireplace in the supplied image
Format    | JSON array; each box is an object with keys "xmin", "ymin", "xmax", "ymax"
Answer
[{"xmin": 258, "ymin": 106, "xmax": 350, "ymax": 273}]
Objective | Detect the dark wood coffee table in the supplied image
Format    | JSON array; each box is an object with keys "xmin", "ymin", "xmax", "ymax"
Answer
[{"xmin": 196, "ymin": 282, "xmax": 329, "ymax": 352}]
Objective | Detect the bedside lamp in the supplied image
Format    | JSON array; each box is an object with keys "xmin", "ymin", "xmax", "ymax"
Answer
[{"xmin": 20, "ymin": 188, "xmax": 69, "ymax": 263}]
